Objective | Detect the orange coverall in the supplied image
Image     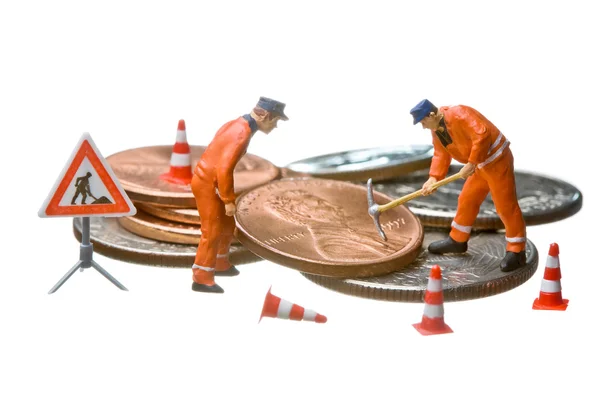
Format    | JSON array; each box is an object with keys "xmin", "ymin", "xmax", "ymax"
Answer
[
  {"xmin": 429, "ymin": 105, "xmax": 526, "ymax": 253},
  {"xmin": 191, "ymin": 117, "xmax": 253, "ymax": 286}
]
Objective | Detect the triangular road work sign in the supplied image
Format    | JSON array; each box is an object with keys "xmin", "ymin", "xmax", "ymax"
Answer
[{"xmin": 38, "ymin": 132, "xmax": 136, "ymax": 218}]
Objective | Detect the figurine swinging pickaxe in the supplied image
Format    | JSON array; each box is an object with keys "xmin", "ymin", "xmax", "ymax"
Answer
[{"xmin": 367, "ymin": 171, "xmax": 465, "ymax": 241}]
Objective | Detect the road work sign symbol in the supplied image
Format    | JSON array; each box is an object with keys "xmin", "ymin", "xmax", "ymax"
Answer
[{"xmin": 38, "ymin": 132, "xmax": 136, "ymax": 218}]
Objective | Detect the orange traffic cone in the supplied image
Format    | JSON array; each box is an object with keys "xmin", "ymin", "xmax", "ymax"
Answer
[
  {"xmin": 413, "ymin": 265, "xmax": 453, "ymax": 335},
  {"xmin": 160, "ymin": 119, "xmax": 193, "ymax": 185},
  {"xmin": 533, "ymin": 243, "xmax": 569, "ymax": 310},
  {"xmin": 259, "ymin": 286, "xmax": 327, "ymax": 323}
]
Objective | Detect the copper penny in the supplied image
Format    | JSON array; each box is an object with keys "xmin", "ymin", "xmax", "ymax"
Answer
[
  {"xmin": 135, "ymin": 202, "xmax": 201, "ymax": 225},
  {"xmin": 234, "ymin": 178, "xmax": 424, "ymax": 278},
  {"xmin": 107, "ymin": 145, "xmax": 280, "ymax": 208},
  {"xmin": 73, "ymin": 217, "xmax": 259, "ymax": 268},
  {"xmin": 118, "ymin": 209, "xmax": 238, "ymax": 245}
]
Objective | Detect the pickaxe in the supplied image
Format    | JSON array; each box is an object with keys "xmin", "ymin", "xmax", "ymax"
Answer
[{"xmin": 367, "ymin": 171, "xmax": 464, "ymax": 241}]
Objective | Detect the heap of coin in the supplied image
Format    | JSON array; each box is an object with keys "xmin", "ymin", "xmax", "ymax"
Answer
[
  {"xmin": 75, "ymin": 131, "xmax": 583, "ymax": 302},
  {"xmin": 276, "ymin": 145, "xmax": 583, "ymax": 301}
]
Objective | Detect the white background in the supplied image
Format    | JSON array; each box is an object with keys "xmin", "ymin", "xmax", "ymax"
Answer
[{"xmin": 1, "ymin": 1, "xmax": 598, "ymax": 399}]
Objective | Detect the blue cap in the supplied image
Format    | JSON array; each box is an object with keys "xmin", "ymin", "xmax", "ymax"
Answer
[
  {"xmin": 257, "ymin": 97, "xmax": 289, "ymax": 120},
  {"xmin": 410, "ymin": 99, "xmax": 436, "ymax": 125}
]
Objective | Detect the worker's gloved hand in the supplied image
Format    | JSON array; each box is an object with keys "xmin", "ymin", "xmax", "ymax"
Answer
[
  {"xmin": 421, "ymin": 177, "xmax": 438, "ymax": 196},
  {"xmin": 459, "ymin": 162, "xmax": 476, "ymax": 179},
  {"xmin": 225, "ymin": 202, "xmax": 237, "ymax": 216}
]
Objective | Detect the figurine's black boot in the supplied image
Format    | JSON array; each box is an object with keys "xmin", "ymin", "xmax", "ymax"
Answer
[
  {"xmin": 500, "ymin": 251, "xmax": 526, "ymax": 272},
  {"xmin": 215, "ymin": 266, "xmax": 240, "ymax": 277},
  {"xmin": 428, "ymin": 236, "xmax": 468, "ymax": 254},
  {"xmin": 191, "ymin": 282, "xmax": 224, "ymax": 293}
]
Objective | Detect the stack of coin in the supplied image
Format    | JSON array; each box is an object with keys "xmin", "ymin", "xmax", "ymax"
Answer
[
  {"xmin": 72, "ymin": 144, "xmax": 288, "ymax": 268},
  {"xmin": 73, "ymin": 140, "xmax": 583, "ymax": 302},
  {"xmin": 281, "ymin": 145, "xmax": 583, "ymax": 302},
  {"xmin": 107, "ymin": 145, "xmax": 281, "ymax": 209}
]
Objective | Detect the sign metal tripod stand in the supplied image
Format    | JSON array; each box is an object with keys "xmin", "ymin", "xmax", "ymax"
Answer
[{"xmin": 48, "ymin": 217, "xmax": 128, "ymax": 294}]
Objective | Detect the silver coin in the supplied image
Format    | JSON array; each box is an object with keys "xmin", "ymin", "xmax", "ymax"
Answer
[
  {"xmin": 285, "ymin": 145, "xmax": 433, "ymax": 182},
  {"xmin": 302, "ymin": 230, "xmax": 539, "ymax": 302},
  {"xmin": 371, "ymin": 165, "xmax": 583, "ymax": 230},
  {"xmin": 72, "ymin": 217, "xmax": 262, "ymax": 268}
]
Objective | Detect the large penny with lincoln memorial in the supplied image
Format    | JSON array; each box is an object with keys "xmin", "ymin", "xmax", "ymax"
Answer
[{"xmin": 234, "ymin": 178, "xmax": 424, "ymax": 278}]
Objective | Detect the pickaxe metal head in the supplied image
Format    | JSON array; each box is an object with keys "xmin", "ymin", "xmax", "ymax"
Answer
[{"xmin": 367, "ymin": 178, "xmax": 387, "ymax": 241}]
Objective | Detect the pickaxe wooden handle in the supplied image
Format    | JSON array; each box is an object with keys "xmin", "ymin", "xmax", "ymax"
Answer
[{"xmin": 367, "ymin": 172, "xmax": 464, "ymax": 241}]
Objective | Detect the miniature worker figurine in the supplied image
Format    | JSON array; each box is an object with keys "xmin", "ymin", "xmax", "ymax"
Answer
[
  {"xmin": 191, "ymin": 97, "xmax": 288, "ymax": 293},
  {"xmin": 410, "ymin": 99, "xmax": 526, "ymax": 272}
]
